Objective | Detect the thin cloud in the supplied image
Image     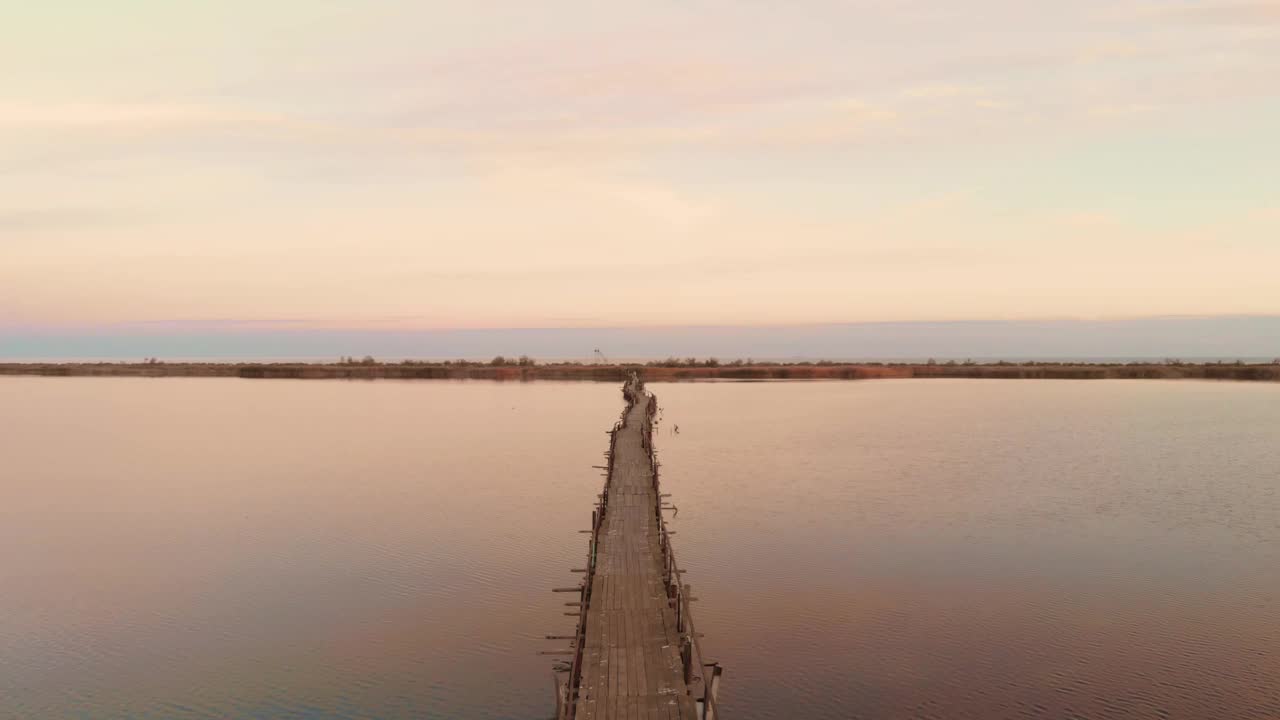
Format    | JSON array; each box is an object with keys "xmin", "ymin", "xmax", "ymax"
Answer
[
  {"xmin": 0, "ymin": 95, "xmax": 901, "ymax": 154},
  {"xmin": 1147, "ymin": 1, "xmax": 1280, "ymax": 25},
  {"xmin": 900, "ymin": 84, "xmax": 990, "ymax": 100},
  {"xmin": 0, "ymin": 208, "xmax": 129, "ymax": 232},
  {"xmin": 118, "ymin": 318, "xmax": 313, "ymax": 328},
  {"xmin": 0, "ymin": 100, "xmax": 295, "ymax": 131},
  {"xmin": 1088, "ymin": 103, "xmax": 1159, "ymax": 117},
  {"xmin": 391, "ymin": 246, "xmax": 1002, "ymax": 285}
]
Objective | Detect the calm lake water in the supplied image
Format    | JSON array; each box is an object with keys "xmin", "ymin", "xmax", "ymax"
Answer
[{"xmin": 2, "ymin": 377, "xmax": 1278, "ymax": 719}]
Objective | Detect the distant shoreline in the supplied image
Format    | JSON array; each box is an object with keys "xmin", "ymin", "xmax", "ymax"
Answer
[{"xmin": 3, "ymin": 361, "xmax": 1278, "ymax": 382}]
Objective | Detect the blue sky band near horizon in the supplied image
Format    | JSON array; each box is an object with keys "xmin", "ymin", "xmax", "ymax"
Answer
[{"xmin": 2, "ymin": 2, "xmax": 1278, "ymax": 347}]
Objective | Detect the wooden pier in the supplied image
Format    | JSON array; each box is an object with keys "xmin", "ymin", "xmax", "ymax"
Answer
[{"xmin": 549, "ymin": 376, "xmax": 722, "ymax": 719}]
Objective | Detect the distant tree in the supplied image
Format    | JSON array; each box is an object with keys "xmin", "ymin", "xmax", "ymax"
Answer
[
  {"xmin": 360, "ymin": 355, "xmax": 377, "ymax": 365},
  {"xmin": 517, "ymin": 355, "xmax": 535, "ymax": 366},
  {"xmin": 490, "ymin": 356, "xmax": 507, "ymax": 366},
  {"xmin": 926, "ymin": 358, "xmax": 937, "ymax": 366}
]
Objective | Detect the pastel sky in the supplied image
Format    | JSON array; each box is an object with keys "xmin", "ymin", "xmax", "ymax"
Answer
[{"xmin": 3, "ymin": 0, "xmax": 1279, "ymax": 335}]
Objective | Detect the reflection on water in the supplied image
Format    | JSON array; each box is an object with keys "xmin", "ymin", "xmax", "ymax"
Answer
[
  {"xmin": 656, "ymin": 379, "xmax": 1280, "ymax": 719},
  {"xmin": 1, "ymin": 378, "xmax": 615, "ymax": 719},
  {"xmin": 2, "ymin": 377, "xmax": 1278, "ymax": 719}
]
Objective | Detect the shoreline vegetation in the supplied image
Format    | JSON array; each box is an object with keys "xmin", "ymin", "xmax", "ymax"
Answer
[{"xmin": 2, "ymin": 357, "xmax": 1279, "ymax": 382}]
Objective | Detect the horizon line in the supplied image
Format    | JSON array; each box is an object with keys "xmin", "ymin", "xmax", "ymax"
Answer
[{"xmin": 5, "ymin": 313, "xmax": 1280, "ymax": 335}]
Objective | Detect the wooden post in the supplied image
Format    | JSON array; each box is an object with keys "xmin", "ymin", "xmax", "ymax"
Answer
[
  {"xmin": 701, "ymin": 663, "xmax": 724, "ymax": 720},
  {"xmin": 681, "ymin": 637, "xmax": 693, "ymax": 685},
  {"xmin": 553, "ymin": 671, "xmax": 565, "ymax": 720}
]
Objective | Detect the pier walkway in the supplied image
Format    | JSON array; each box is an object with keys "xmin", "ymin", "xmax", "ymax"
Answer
[{"xmin": 550, "ymin": 376, "xmax": 722, "ymax": 719}]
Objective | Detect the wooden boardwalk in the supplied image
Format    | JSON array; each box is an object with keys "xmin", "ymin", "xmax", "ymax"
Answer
[{"xmin": 550, "ymin": 377, "xmax": 721, "ymax": 719}]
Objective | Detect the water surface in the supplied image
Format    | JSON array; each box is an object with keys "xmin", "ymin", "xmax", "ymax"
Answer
[
  {"xmin": 658, "ymin": 379, "xmax": 1280, "ymax": 719},
  {"xmin": 2, "ymin": 377, "xmax": 1278, "ymax": 718},
  {"xmin": 2, "ymin": 378, "xmax": 612, "ymax": 719}
]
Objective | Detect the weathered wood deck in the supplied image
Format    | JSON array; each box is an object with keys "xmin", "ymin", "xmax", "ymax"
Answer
[{"xmin": 551, "ymin": 376, "xmax": 721, "ymax": 719}]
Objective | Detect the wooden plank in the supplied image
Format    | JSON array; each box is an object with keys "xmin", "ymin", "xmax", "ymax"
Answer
[{"xmin": 570, "ymin": 378, "xmax": 700, "ymax": 719}]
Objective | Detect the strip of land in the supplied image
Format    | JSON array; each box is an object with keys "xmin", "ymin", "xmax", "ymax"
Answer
[{"xmin": 2, "ymin": 360, "xmax": 1278, "ymax": 382}]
